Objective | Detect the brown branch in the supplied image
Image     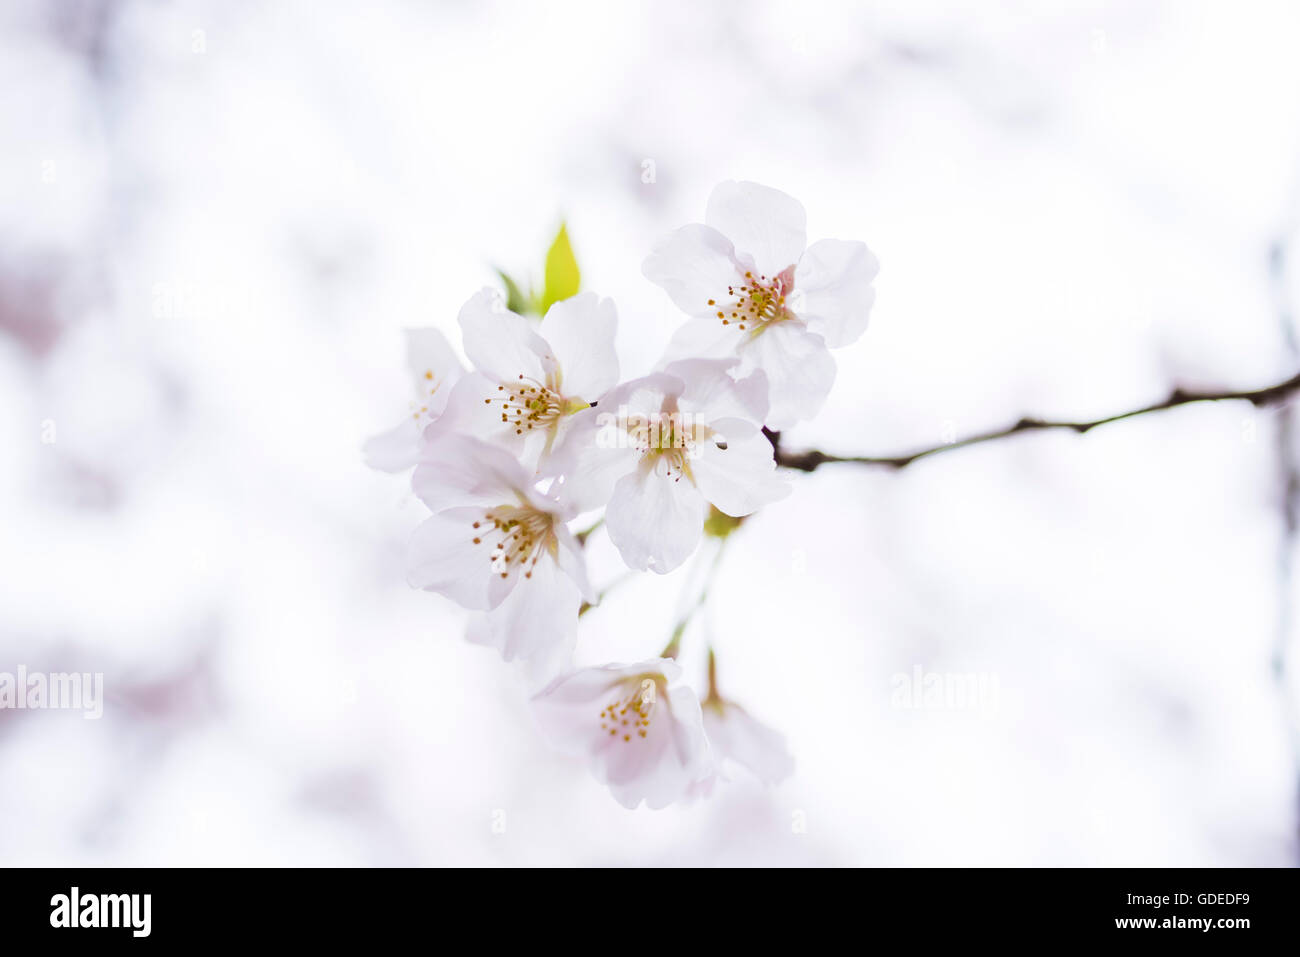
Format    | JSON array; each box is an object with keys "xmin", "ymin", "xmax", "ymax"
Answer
[{"xmin": 769, "ymin": 369, "xmax": 1300, "ymax": 471}]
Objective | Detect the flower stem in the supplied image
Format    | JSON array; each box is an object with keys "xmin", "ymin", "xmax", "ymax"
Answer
[
  {"xmin": 705, "ymin": 646, "xmax": 720, "ymax": 703},
  {"xmin": 660, "ymin": 537, "xmax": 728, "ymax": 659}
]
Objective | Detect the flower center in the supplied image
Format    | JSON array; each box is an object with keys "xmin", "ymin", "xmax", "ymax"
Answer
[
  {"xmin": 707, "ymin": 267, "xmax": 796, "ymax": 332},
  {"xmin": 599, "ymin": 677, "xmax": 659, "ymax": 742},
  {"xmin": 483, "ymin": 374, "xmax": 579, "ymax": 436},
  {"xmin": 625, "ymin": 410, "xmax": 715, "ymax": 481},
  {"xmin": 470, "ymin": 504, "xmax": 555, "ymax": 580}
]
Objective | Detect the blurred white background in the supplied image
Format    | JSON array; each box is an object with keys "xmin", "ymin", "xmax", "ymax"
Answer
[{"xmin": 2, "ymin": 0, "xmax": 1299, "ymax": 865}]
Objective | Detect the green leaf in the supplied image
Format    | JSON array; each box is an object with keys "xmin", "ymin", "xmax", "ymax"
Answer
[
  {"xmin": 539, "ymin": 222, "xmax": 580, "ymax": 315},
  {"xmin": 495, "ymin": 268, "xmax": 529, "ymax": 315}
]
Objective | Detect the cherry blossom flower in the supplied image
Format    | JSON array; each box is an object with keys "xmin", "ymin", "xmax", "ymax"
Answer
[
  {"xmin": 363, "ymin": 328, "xmax": 465, "ymax": 472},
  {"xmin": 531, "ymin": 658, "xmax": 712, "ymax": 809},
  {"xmin": 685, "ymin": 653, "xmax": 795, "ymax": 798},
  {"xmin": 429, "ymin": 287, "xmax": 619, "ymax": 470},
  {"xmin": 699, "ymin": 698, "xmax": 794, "ymax": 786},
  {"xmin": 407, "ymin": 433, "xmax": 594, "ymax": 667},
  {"xmin": 366, "ymin": 183, "xmax": 880, "ymax": 808},
  {"xmin": 642, "ymin": 180, "xmax": 879, "ymax": 430},
  {"xmin": 552, "ymin": 358, "xmax": 789, "ymax": 573}
]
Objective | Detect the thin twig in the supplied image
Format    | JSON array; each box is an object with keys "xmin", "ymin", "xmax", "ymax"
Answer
[{"xmin": 769, "ymin": 370, "xmax": 1300, "ymax": 471}]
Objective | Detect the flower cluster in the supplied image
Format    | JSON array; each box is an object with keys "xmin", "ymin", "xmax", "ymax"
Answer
[{"xmin": 368, "ymin": 181, "xmax": 878, "ymax": 808}]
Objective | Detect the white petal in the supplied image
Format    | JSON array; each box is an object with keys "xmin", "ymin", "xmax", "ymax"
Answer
[
  {"xmin": 606, "ymin": 465, "xmax": 706, "ymax": 573},
  {"xmin": 793, "ymin": 239, "xmax": 880, "ymax": 348},
  {"xmin": 406, "ymin": 513, "xmax": 491, "ymax": 609},
  {"xmin": 538, "ymin": 292, "xmax": 620, "ymax": 402},
  {"xmin": 517, "ymin": 635, "xmax": 578, "ymax": 690},
  {"xmin": 642, "ymin": 224, "xmax": 745, "ymax": 319},
  {"xmin": 404, "ymin": 327, "xmax": 465, "ymax": 406},
  {"xmin": 545, "ymin": 407, "xmax": 642, "ymax": 512},
  {"xmin": 547, "ymin": 376, "xmax": 682, "ymax": 511},
  {"xmin": 666, "ymin": 357, "xmax": 767, "ymax": 428},
  {"xmin": 703, "ymin": 702, "xmax": 795, "ymax": 785},
  {"xmin": 738, "ymin": 322, "xmax": 837, "ymax": 430},
  {"xmin": 691, "ymin": 431, "xmax": 790, "ymax": 517},
  {"xmin": 485, "ymin": 540, "xmax": 527, "ymax": 608},
  {"xmin": 599, "ymin": 371, "xmax": 680, "ymax": 413},
  {"xmin": 457, "ymin": 287, "xmax": 550, "ymax": 385},
  {"xmin": 661, "ymin": 316, "xmax": 749, "ymax": 366},
  {"xmin": 478, "ymin": 553, "xmax": 580, "ymax": 664},
  {"xmin": 705, "ymin": 181, "xmax": 807, "ymax": 279},
  {"xmin": 427, "ymin": 371, "xmax": 529, "ymax": 453},
  {"xmin": 519, "ymin": 481, "xmax": 580, "ymax": 524},
  {"xmin": 553, "ymin": 524, "xmax": 597, "ymax": 603},
  {"xmin": 410, "ymin": 433, "xmax": 529, "ymax": 511},
  {"xmin": 465, "ymin": 613, "xmax": 574, "ymax": 690},
  {"xmin": 363, "ymin": 417, "xmax": 421, "ymax": 472}
]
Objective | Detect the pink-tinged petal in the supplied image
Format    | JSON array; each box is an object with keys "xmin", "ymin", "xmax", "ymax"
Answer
[
  {"xmin": 642, "ymin": 224, "xmax": 746, "ymax": 319},
  {"xmin": 535, "ymin": 660, "xmax": 679, "ymax": 728},
  {"xmin": 685, "ymin": 771, "xmax": 720, "ymax": 801},
  {"xmin": 605, "ymin": 685, "xmax": 710, "ymax": 810},
  {"xmin": 703, "ymin": 702, "xmax": 795, "ymax": 785},
  {"xmin": 538, "ymin": 292, "xmax": 620, "ymax": 402},
  {"xmin": 606, "ymin": 465, "xmax": 707, "ymax": 573},
  {"xmin": 705, "ymin": 181, "xmax": 807, "ymax": 279},
  {"xmin": 477, "ymin": 553, "xmax": 580, "ymax": 664},
  {"xmin": 404, "ymin": 327, "xmax": 464, "ymax": 408},
  {"xmin": 531, "ymin": 663, "xmax": 660, "ymax": 759},
  {"xmin": 793, "ymin": 239, "xmax": 880, "ymax": 348},
  {"xmin": 457, "ymin": 288, "xmax": 550, "ymax": 384},
  {"xmin": 738, "ymin": 322, "xmax": 837, "ymax": 430},
  {"xmin": 363, "ymin": 418, "xmax": 421, "ymax": 473},
  {"xmin": 531, "ymin": 659, "xmax": 709, "ymax": 809},
  {"xmin": 410, "ymin": 433, "xmax": 529, "ymax": 511},
  {"xmin": 692, "ymin": 431, "xmax": 790, "ymax": 517},
  {"xmin": 406, "ymin": 513, "xmax": 492, "ymax": 610}
]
